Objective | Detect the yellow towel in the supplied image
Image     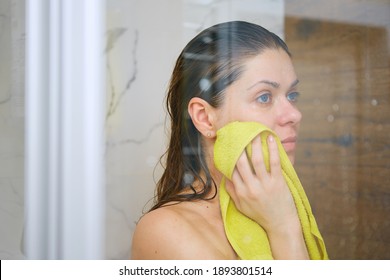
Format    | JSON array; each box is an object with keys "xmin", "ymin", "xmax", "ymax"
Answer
[{"xmin": 214, "ymin": 121, "xmax": 328, "ymax": 260}]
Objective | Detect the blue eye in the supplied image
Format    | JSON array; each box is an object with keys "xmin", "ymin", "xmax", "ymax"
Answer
[
  {"xmin": 257, "ymin": 93, "xmax": 272, "ymax": 103},
  {"xmin": 287, "ymin": 92, "xmax": 300, "ymax": 102}
]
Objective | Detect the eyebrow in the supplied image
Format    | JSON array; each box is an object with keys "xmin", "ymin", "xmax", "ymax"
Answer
[{"xmin": 247, "ymin": 79, "xmax": 299, "ymax": 91}]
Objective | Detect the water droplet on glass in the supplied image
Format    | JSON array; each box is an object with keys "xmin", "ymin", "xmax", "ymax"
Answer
[
  {"xmin": 327, "ymin": 114, "xmax": 334, "ymax": 122},
  {"xmin": 371, "ymin": 99, "xmax": 378, "ymax": 106},
  {"xmin": 332, "ymin": 104, "xmax": 339, "ymax": 112},
  {"xmin": 313, "ymin": 98, "xmax": 321, "ymax": 105},
  {"xmin": 199, "ymin": 78, "xmax": 211, "ymax": 91},
  {"xmin": 202, "ymin": 36, "xmax": 212, "ymax": 44},
  {"xmin": 183, "ymin": 172, "xmax": 194, "ymax": 185}
]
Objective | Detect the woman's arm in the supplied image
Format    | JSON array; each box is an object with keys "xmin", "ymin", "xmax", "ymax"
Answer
[
  {"xmin": 266, "ymin": 218, "xmax": 309, "ymax": 259},
  {"xmin": 225, "ymin": 134, "xmax": 309, "ymax": 259}
]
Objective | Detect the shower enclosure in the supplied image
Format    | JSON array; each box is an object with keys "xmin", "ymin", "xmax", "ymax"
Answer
[{"xmin": 0, "ymin": 0, "xmax": 389, "ymax": 260}]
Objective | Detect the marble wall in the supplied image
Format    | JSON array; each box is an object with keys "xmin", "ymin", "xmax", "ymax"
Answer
[{"xmin": 105, "ymin": 0, "xmax": 182, "ymax": 259}]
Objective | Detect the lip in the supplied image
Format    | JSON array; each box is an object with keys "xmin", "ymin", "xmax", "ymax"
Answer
[{"xmin": 281, "ymin": 136, "xmax": 297, "ymax": 152}]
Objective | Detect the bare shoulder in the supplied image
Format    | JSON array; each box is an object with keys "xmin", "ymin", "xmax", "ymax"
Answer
[{"xmin": 131, "ymin": 203, "xmax": 227, "ymax": 260}]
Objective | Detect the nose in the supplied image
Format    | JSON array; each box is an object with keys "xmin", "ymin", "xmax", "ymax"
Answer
[{"xmin": 276, "ymin": 98, "xmax": 302, "ymax": 126}]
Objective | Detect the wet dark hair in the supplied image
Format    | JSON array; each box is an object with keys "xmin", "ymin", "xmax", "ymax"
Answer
[{"xmin": 150, "ymin": 21, "xmax": 290, "ymax": 211}]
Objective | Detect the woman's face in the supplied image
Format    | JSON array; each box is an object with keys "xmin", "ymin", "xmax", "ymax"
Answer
[{"xmin": 214, "ymin": 48, "xmax": 302, "ymax": 164}]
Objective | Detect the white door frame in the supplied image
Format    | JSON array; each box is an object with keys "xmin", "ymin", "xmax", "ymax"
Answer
[{"xmin": 25, "ymin": 0, "xmax": 106, "ymax": 259}]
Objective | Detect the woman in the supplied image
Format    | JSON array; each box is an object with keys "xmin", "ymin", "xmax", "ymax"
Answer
[{"xmin": 131, "ymin": 21, "xmax": 309, "ymax": 259}]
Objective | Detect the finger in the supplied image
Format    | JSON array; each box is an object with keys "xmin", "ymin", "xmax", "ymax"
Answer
[
  {"xmin": 235, "ymin": 150, "xmax": 257, "ymax": 187},
  {"xmin": 251, "ymin": 135, "xmax": 268, "ymax": 177},
  {"xmin": 230, "ymin": 165, "xmax": 245, "ymax": 196},
  {"xmin": 268, "ymin": 135, "xmax": 282, "ymax": 176},
  {"xmin": 231, "ymin": 166, "xmax": 244, "ymax": 185}
]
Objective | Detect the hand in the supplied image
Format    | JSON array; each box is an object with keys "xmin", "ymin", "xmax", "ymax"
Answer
[{"xmin": 225, "ymin": 134, "xmax": 300, "ymax": 235}]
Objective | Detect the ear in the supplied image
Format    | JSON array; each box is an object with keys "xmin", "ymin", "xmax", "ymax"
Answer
[{"xmin": 188, "ymin": 97, "xmax": 216, "ymax": 138}]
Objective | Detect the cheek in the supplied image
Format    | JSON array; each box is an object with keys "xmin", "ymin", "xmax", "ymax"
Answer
[
  {"xmin": 215, "ymin": 93, "xmax": 281, "ymax": 130},
  {"xmin": 245, "ymin": 108, "xmax": 277, "ymax": 130},
  {"xmin": 218, "ymin": 105, "xmax": 278, "ymax": 130},
  {"xmin": 253, "ymin": 116, "xmax": 276, "ymax": 130},
  {"xmin": 215, "ymin": 102, "xmax": 246, "ymax": 128}
]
